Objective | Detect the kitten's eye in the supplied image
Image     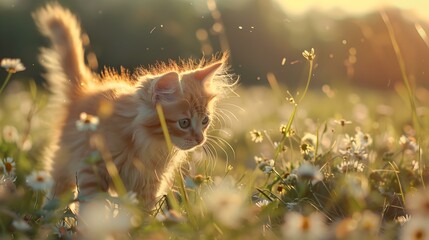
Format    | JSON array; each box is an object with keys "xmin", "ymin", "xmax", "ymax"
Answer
[
  {"xmin": 178, "ymin": 118, "xmax": 191, "ymax": 129},
  {"xmin": 202, "ymin": 116, "xmax": 209, "ymax": 125}
]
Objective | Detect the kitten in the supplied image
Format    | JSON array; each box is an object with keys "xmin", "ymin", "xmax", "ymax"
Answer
[{"xmin": 33, "ymin": 3, "xmax": 233, "ymax": 210}]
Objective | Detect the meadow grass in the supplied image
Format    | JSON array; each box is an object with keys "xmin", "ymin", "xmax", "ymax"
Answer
[{"xmin": 0, "ymin": 46, "xmax": 429, "ymax": 240}]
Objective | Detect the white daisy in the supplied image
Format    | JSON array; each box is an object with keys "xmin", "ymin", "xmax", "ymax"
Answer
[
  {"xmin": 1, "ymin": 58, "xmax": 26, "ymax": 73},
  {"xmin": 26, "ymin": 170, "xmax": 54, "ymax": 191},
  {"xmin": 3, "ymin": 157, "xmax": 16, "ymax": 176},
  {"xmin": 281, "ymin": 212, "xmax": 327, "ymax": 240},
  {"xmin": 2, "ymin": 125, "xmax": 19, "ymax": 143},
  {"xmin": 76, "ymin": 112, "xmax": 99, "ymax": 131}
]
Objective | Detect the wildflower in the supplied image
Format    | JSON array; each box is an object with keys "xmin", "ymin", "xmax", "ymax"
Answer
[
  {"xmin": 1, "ymin": 58, "xmax": 26, "ymax": 73},
  {"xmin": 2, "ymin": 157, "xmax": 16, "ymax": 176},
  {"xmin": 338, "ymin": 174, "xmax": 369, "ymax": 200},
  {"xmin": 79, "ymin": 199, "xmax": 135, "ymax": 238},
  {"xmin": 296, "ymin": 163, "xmax": 323, "ymax": 185},
  {"xmin": 336, "ymin": 160, "xmax": 364, "ymax": 173},
  {"xmin": 286, "ymin": 97, "xmax": 297, "ymax": 106},
  {"xmin": 396, "ymin": 215, "xmax": 412, "ymax": 226},
  {"xmin": 12, "ymin": 218, "xmax": 31, "ymax": 231},
  {"xmin": 300, "ymin": 133, "xmax": 317, "ymax": 160},
  {"xmin": 250, "ymin": 129, "xmax": 263, "ymax": 143},
  {"xmin": 279, "ymin": 124, "xmax": 288, "ymax": 135},
  {"xmin": 302, "ymin": 48, "xmax": 316, "ymax": 61},
  {"xmin": 255, "ymin": 157, "xmax": 274, "ymax": 174},
  {"xmin": 281, "ymin": 212, "xmax": 327, "ymax": 240},
  {"xmin": 400, "ymin": 216, "xmax": 429, "ymax": 240},
  {"xmin": 203, "ymin": 177, "xmax": 248, "ymax": 228},
  {"xmin": 335, "ymin": 211, "xmax": 380, "ymax": 239},
  {"xmin": 412, "ymin": 160, "xmax": 420, "ymax": 171},
  {"xmin": 76, "ymin": 112, "xmax": 99, "ymax": 131},
  {"xmin": 255, "ymin": 199, "xmax": 270, "ymax": 208},
  {"xmin": 354, "ymin": 128, "xmax": 373, "ymax": 147},
  {"xmin": 285, "ymin": 173, "xmax": 298, "ymax": 185},
  {"xmin": 53, "ymin": 220, "xmax": 73, "ymax": 238},
  {"xmin": 405, "ymin": 188, "xmax": 429, "ymax": 216},
  {"xmin": 334, "ymin": 119, "xmax": 352, "ymax": 127},
  {"xmin": 399, "ymin": 135, "xmax": 420, "ymax": 153},
  {"xmin": 2, "ymin": 125, "xmax": 19, "ymax": 143},
  {"xmin": 274, "ymin": 141, "xmax": 288, "ymax": 152},
  {"xmin": 339, "ymin": 131, "xmax": 369, "ymax": 161},
  {"xmin": 26, "ymin": 170, "xmax": 54, "ymax": 191},
  {"xmin": 301, "ymin": 133, "xmax": 317, "ymax": 147},
  {"xmin": 156, "ymin": 209, "xmax": 186, "ymax": 223}
]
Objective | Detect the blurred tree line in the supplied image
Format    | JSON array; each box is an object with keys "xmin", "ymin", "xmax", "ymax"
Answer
[{"xmin": 1, "ymin": 0, "xmax": 428, "ymax": 90}]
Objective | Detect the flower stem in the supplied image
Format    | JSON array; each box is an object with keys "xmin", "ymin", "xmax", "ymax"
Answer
[
  {"xmin": 0, "ymin": 72, "xmax": 13, "ymax": 95},
  {"xmin": 298, "ymin": 59, "xmax": 313, "ymax": 104}
]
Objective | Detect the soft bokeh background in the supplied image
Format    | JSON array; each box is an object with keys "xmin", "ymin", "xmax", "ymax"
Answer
[{"xmin": 1, "ymin": 0, "xmax": 429, "ymax": 89}]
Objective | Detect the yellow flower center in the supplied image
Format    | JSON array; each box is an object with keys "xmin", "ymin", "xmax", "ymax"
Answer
[
  {"xmin": 301, "ymin": 217, "xmax": 310, "ymax": 231},
  {"xmin": 36, "ymin": 175, "xmax": 45, "ymax": 182},
  {"xmin": 5, "ymin": 162, "xmax": 13, "ymax": 173},
  {"xmin": 414, "ymin": 229, "xmax": 424, "ymax": 240}
]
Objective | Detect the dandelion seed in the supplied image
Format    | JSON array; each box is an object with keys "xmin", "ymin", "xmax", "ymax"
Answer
[
  {"xmin": 250, "ymin": 130, "xmax": 263, "ymax": 143},
  {"xmin": 302, "ymin": 48, "xmax": 316, "ymax": 61},
  {"xmin": 296, "ymin": 163, "xmax": 323, "ymax": 185},
  {"xmin": 26, "ymin": 170, "xmax": 54, "ymax": 191},
  {"xmin": 1, "ymin": 58, "xmax": 25, "ymax": 73},
  {"xmin": 76, "ymin": 112, "xmax": 99, "ymax": 131},
  {"xmin": 281, "ymin": 57, "xmax": 286, "ymax": 66},
  {"xmin": 2, "ymin": 157, "xmax": 16, "ymax": 176}
]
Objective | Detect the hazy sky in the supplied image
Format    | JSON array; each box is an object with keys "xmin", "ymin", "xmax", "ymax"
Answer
[{"xmin": 274, "ymin": 0, "xmax": 429, "ymax": 19}]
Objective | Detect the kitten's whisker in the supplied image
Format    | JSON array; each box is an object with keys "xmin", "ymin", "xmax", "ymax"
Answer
[
  {"xmin": 221, "ymin": 102, "xmax": 245, "ymax": 112},
  {"xmin": 207, "ymin": 134, "xmax": 235, "ymax": 158},
  {"xmin": 206, "ymin": 137, "xmax": 230, "ymax": 165}
]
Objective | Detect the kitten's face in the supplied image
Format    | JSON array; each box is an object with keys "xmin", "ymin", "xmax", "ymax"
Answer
[
  {"xmin": 149, "ymin": 61, "xmax": 223, "ymax": 151},
  {"xmin": 160, "ymin": 81, "xmax": 214, "ymax": 151},
  {"xmin": 168, "ymin": 105, "xmax": 211, "ymax": 150}
]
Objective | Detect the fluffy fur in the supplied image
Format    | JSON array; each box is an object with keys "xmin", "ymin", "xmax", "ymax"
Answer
[{"xmin": 34, "ymin": 3, "xmax": 233, "ymax": 210}]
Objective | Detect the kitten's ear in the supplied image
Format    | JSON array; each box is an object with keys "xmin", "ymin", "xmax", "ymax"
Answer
[
  {"xmin": 194, "ymin": 61, "xmax": 223, "ymax": 86},
  {"xmin": 153, "ymin": 72, "xmax": 180, "ymax": 102}
]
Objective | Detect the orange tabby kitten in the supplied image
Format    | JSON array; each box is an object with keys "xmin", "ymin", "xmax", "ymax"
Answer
[{"xmin": 34, "ymin": 3, "xmax": 233, "ymax": 210}]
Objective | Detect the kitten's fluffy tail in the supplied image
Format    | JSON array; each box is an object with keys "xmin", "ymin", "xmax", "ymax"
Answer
[{"xmin": 33, "ymin": 3, "xmax": 92, "ymax": 99}]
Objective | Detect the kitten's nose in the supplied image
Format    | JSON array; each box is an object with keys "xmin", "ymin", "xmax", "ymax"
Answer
[{"xmin": 195, "ymin": 135, "xmax": 204, "ymax": 145}]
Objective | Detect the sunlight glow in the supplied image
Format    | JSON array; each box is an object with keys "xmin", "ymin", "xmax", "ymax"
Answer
[{"xmin": 274, "ymin": 0, "xmax": 429, "ymax": 19}]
